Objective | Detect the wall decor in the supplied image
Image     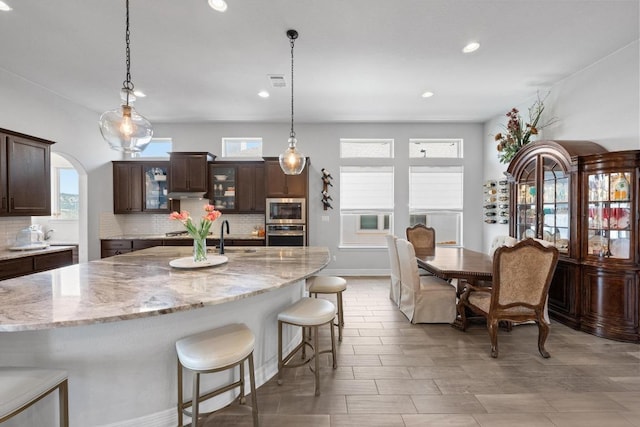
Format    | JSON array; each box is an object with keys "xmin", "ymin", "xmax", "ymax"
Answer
[
  {"xmin": 321, "ymin": 168, "xmax": 333, "ymax": 210},
  {"xmin": 483, "ymin": 180, "xmax": 497, "ymax": 223}
]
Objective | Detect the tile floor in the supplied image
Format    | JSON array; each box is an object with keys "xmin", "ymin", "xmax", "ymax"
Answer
[{"xmin": 202, "ymin": 276, "xmax": 640, "ymax": 427}]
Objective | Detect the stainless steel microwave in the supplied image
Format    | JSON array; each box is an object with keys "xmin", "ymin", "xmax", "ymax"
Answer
[{"xmin": 265, "ymin": 198, "xmax": 306, "ymax": 224}]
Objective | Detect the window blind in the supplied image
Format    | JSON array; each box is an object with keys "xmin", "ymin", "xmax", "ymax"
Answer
[
  {"xmin": 340, "ymin": 166, "xmax": 394, "ymax": 211},
  {"xmin": 409, "ymin": 166, "xmax": 463, "ymax": 210}
]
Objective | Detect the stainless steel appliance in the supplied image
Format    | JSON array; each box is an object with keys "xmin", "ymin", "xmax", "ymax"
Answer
[
  {"xmin": 266, "ymin": 198, "xmax": 306, "ymax": 224},
  {"xmin": 266, "ymin": 224, "xmax": 306, "ymax": 246}
]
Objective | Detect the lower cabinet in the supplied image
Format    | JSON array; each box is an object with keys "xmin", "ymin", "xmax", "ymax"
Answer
[
  {"xmin": 0, "ymin": 249, "xmax": 74, "ymax": 281},
  {"xmin": 100, "ymin": 239, "xmax": 265, "ymax": 258}
]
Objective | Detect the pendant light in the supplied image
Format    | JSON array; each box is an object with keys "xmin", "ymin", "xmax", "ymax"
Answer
[
  {"xmin": 99, "ymin": 0, "xmax": 153, "ymax": 153},
  {"xmin": 279, "ymin": 29, "xmax": 306, "ymax": 175}
]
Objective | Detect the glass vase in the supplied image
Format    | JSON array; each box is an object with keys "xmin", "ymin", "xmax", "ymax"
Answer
[{"xmin": 193, "ymin": 237, "xmax": 207, "ymax": 262}]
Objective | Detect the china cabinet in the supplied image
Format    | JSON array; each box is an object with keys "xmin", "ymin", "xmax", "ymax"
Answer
[{"xmin": 507, "ymin": 141, "xmax": 640, "ymax": 342}]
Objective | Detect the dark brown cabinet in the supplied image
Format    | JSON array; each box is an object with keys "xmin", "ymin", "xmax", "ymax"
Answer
[
  {"xmin": 0, "ymin": 128, "xmax": 53, "ymax": 216},
  {"xmin": 0, "ymin": 249, "xmax": 73, "ymax": 281},
  {"xmin": 237, "ymin": 163, "xmax": 265, "ymax": 212},
  {"xmin": 210, "ymin": 162, "xmax": 265, "ymax": 213},
  {"xmin": 100, "ymin": 238, "xmax": 265, "ymax": 258},
  {"xmin": 113, "ymin": 161, "xmax": 176, "ymax": 214},
  {"xmin": 169, "ymin": 152, "xmax": 213, "ymax": 193},
  {"xmin": 264, "ymin": 158, "xmax": 308, "ymax": 198},
  {"xmin": 507, "ymin": 141, "xmax": 640, "ymax": 342}
]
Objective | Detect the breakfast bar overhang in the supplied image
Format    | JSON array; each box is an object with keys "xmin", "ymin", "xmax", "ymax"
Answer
[{"xmin": 0, "ymin": 246, "xmax": 330, "ymax": 426}]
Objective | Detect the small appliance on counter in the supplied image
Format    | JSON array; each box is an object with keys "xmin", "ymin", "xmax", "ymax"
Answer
[{"xmin": 9, "ymin": 225, "xmax": 49, "ymax": 251}]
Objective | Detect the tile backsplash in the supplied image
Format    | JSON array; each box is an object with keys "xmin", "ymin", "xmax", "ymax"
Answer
[
  {"xmin": 100, "ymin": 199, "xmax": 265, "ymax": 238},
  {"xmin": 0, "ymin": 217, "xmax": 32, "ymax": 250}
]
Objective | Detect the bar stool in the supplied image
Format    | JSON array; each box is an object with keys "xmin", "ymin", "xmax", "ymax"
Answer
[
  {"xmin": 308, "ymin": 276, "xmax": 347, "ymax": 341},
  {"xmin": 0, "ymin": 367, "xmax": 68, "ymax": 426},
  {"xmin": 277, "ymin": 298, "xmax": 337, "ymax": 396},
  {"xmin": 176, "ymin": 323, "xmax": 258, "ymax": 427}
]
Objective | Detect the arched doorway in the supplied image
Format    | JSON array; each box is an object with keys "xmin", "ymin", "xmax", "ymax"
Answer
[{"xmin": 31, "ymin": 152, "xmax": 88, "ymax": 263}]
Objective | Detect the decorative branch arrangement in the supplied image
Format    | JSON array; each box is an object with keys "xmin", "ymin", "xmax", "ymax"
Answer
[{"xmin": 321, "ymin": 168, "xmax": 333, "ymax": 210}]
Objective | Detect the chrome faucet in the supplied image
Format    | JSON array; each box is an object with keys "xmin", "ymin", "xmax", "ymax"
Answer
[
  {"xmin": 44, "ymin": 229, "xmax": 55, "ymax": 241},
  {"xmin": 219, "ymin": 220, "xmax": 230, "ymax": 255}
]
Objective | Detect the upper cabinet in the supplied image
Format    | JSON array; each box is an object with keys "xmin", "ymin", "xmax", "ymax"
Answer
[
  {"xmin": 264, "ymin": 158, "xmax": 309, "ymax": 198},
  {"xmin": 0, "ymin": 128, "xmax": 53, "ymax": 216},
  {"xmin": 209, "ymin": 162, "xmax": 265, "ymax": 213},
  {"xmin": 113, "ymin": 161, "xmax": 177, "ymax": 214},
  {"xmin": 169, "ymin": 152, "xmax": 214, "ymax": 192}
]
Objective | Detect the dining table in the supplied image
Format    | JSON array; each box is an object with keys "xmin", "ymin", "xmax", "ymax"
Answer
[{"xmin": 415, "ymin": 246, "xmax": 494, "ymax": 328}]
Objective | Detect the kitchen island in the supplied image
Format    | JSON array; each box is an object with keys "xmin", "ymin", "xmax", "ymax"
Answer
[{"xmin": 0, "ymin": 246, "xmax": 330, "ymax": 426}]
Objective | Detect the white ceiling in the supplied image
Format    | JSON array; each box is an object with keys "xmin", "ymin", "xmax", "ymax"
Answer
[{"xmin": 0, "ymin": 0, "xmax": 637, "ymax": 123}]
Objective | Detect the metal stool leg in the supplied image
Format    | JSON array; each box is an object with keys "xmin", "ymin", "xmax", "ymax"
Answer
[
  {"xmin": 177, "ymin": 357, "xmax": 184, "ymax": 427},
  {"xmin": 192, "ymin": 372, "xmax": 200, "ymax": 427},
  {"xmin": 239, "ymin": 358, "xmax": 246, "ymax": 404},
  {"xmin": 248, "ymin": 352, "xmax": 259, "ymax": 427},
  {"xmin": 59, "ymin": 379, "xmax": 69, "ymax": 427},
  {"xmin": 337, "ymin": 291, "xmax": 344, "ymax": 342},
  {"xmin": 313, "ymin": 325, "xmax": 320, "ymax": 396}
]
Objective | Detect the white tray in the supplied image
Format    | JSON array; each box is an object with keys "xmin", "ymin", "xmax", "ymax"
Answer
[{"xmin": 169, "ymin": 255, "xmax": 228, "ymax": 269}]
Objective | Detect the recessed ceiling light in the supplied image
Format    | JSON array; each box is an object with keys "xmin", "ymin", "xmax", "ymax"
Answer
[
  {"xmin": 208, "ymin": 0, "xmax": 228, "ymax": 12},
  {"xmin": 133, "ymin": 90, "xmax": 146, "ymax": 98},
  {"xmin": 421, "ymin": 91, "xmax": 434, "ymax": 98},
  {"xmin": 258, "ymin": 91, "xmax": 270, "ymax": 98},
  {"xmin": 0, "ymin": 1, "xmax": 12, "ymax": 11},
  {"xmin": 462, "ymin": 42, "xmax": 480, "ymax": 53}
]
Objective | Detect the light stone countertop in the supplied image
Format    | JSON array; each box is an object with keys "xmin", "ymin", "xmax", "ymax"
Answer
[
  {"xmin": 0, "ymin": 246, "xmax": 329, "ymax": 332},
  {"xmin": 0, "ymin": 245, "xmax": 76, "ymax": 262}
]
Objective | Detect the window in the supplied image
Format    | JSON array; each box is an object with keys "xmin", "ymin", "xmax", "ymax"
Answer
[
  {"xmin": 409, "ymin": 166, "xmax": 463, "ymax": 245},
  {"xmin": 409, "ymin": 138, "xmax": 462, "ymax": 158},
  {"xmin": 340, "ymin": 139, "xmax": 393, "ymax": 158},
  {"xmin": 52, "ymin": 167, "xmax": 79, "ymax": 220},
  {"xmin": 340, "ymin": 166, "xmax": 394, "ymax": 247},
  {"xmin": 222, "ymin": 138, "xmax": 263, "ymax": 158},
  {"xmin": 137, "ymin": 138, "xmax": 172, "ymax": 158}
]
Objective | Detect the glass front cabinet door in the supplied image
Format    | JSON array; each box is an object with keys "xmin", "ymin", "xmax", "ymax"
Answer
[
  {"xmin": 209, "ymin": 165, "xmax": 237, "ymax": 212},
  {"xmin": 511, "ymin": 150, "xmax": 571, "ymax": 255},
  {"xmin": 143, "ymin": 162, "xmax": 171, "ymax": 213}
]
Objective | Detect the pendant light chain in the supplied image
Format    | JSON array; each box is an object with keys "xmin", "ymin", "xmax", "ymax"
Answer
[
  {"xmin": 289, "ymin": 35, "xmax": 295, "ymax": 139},
  {"xmin": 123, "ymin": 0, "xmax": 134, "ymax": 102}
]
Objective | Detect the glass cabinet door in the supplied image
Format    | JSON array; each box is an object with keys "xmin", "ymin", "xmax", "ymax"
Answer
[
  {"xmin": 541, "ymin": 157, "xmax": 569, "ymax": 254},
  {"xmin": 515, "ymin": 161, "xmax": 537, "ymax": 240},
  {"xmin": 210, "ymin": 166, "xmax": 236, "ymax": 211},
  {"xmin": 514, "ymin": 156, "xmax": 570, "ymax": 254},
  {"xmin": 586, "ymin": 171, "xmax": 632, "ymax": 258},
  {"xmin": 143, "ymin": 164, "xmax": 170, "ymax": 212}
]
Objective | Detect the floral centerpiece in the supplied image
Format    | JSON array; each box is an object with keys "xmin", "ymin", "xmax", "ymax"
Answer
[
  {"xmin": 169, "ymin": 204, "xmax": 222, "ymax": 262},
  {"xmin": 494, "ymin": 94, "xmax": 556, "ymax": 164}
]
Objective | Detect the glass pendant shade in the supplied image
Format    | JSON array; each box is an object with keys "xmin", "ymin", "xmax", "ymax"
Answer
[
  {"xmin": 99, "ymin": 91, "xmax": 153, "ymax": 153},
  {"xmin": 279, "ymin": 136, "xmax": 306, "ymax": 175}
]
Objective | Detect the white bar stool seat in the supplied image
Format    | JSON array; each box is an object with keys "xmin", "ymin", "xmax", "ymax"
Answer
[
  {"xmin": 0, "ymin": 367, "xmax": 68, "ymax": 426},
  {"xmin": 277, "ymin": 297, "xmax": 337, "ymax": 396},
  {"xmin": 176, "ymin": 323, "xmax": 258, "ymax": 427},
  {"xmin": 308, "ymin": 275, "xmax": 347, "ymax": 341}
]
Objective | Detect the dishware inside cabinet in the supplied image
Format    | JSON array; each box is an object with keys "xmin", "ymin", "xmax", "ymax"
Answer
[{"xmin": 210, "ymin": 166, "xmax": 236, "ymax": 211}]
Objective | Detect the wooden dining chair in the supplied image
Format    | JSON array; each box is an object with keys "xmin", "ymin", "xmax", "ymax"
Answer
[
  {"xmin": 458, "ymin": 238, "xmax": 559, "ymax": 358},
  {"xmin": 405, "ymin": 224, "xmax": 436, "ymax": 255},
  {"xmin": 396, "ymin": 238, "xmax": 457, "ymax": 324}
]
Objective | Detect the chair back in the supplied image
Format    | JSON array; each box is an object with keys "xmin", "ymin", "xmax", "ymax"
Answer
[
  {"xmin": 385, "ymin": 234, "xmax": 401, "ymax": 305},
  {"xmin": 488, "ymin": 235, "xmax": 519, "ymax": 257},
  {"xmin": 406, "ymin": 224, "xmax": 435, "ymax": 255},
  {"xmin": 492, "ymin": 238, "xmax": 559, "ymax": 310},
  {"xmin": 396, "ymin": 238, "xmax": 420, "ymax": 292}
]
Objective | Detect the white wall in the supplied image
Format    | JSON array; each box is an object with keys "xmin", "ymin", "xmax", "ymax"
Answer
[
  {"xmin": 482, "ymin": 41, "xmax": 640, "ymax": 252},
  {"xmin": 153, "ymin": 121, "xmax": 485, "ymax": 274}
]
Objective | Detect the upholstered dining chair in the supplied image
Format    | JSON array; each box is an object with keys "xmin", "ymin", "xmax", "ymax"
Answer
[
  {"xmin": 458, "ymin": 238, "xmax": 559, "ymax": 358},
  {"xmin": 385, "ymin": 234, "xmax": 402, "ymax": 306},
  {"xmin": 405, "ymin": 224, "xmax": 436, "ymax": 255},
  {"xmin": 396, "ymin": 238, "xmax": 457, "ymax": 324}
]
